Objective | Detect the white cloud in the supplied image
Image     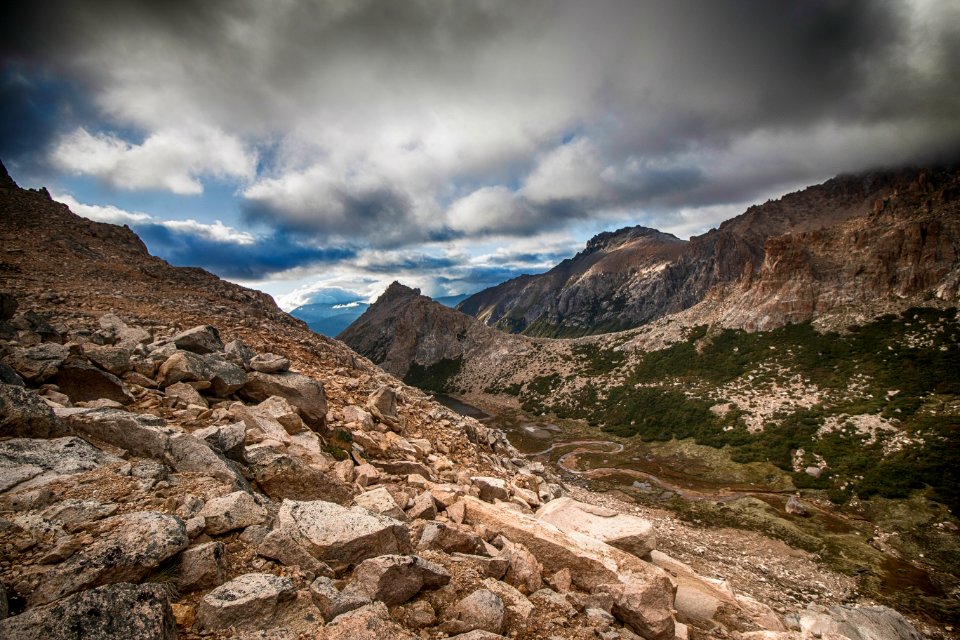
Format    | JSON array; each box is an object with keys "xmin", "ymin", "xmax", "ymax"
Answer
[
  {"xmin": 51, "ymin": 126, "xmax": 256, "ymax": 195},
  {"xmin": 53, "ymin": 193, "xmax": 254, "ymax": 245}
]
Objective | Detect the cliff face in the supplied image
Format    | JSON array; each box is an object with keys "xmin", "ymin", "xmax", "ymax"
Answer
[
  {"xmin": 458, "ymin": 168, "xmax": 953, "ymax": 336},
  {"xmin": 696, "ymin": 168, "xmax": 960, "ymax": 330}
]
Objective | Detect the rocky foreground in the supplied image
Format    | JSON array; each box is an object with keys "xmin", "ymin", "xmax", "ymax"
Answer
[{"xmin": 0, "ymin": 167, "xmax": 936, "ymax": 639}]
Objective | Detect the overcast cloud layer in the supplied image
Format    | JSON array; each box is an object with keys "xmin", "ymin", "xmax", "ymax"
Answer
[{"xmin": 3, "ymin": 0, "xmax": 960, "ymax": 308}]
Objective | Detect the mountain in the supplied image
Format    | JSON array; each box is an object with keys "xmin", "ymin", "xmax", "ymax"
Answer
[
  {"xmin": 292, "ymin": 294, "xmax": 469, "ymax": 338},
  {"xmin": 338, "ymin": 282, "xmax": 533, "ymax": 381},
  {"xmin": 459, "ymin": 167, "xmax": 957, "ymax": 337}
]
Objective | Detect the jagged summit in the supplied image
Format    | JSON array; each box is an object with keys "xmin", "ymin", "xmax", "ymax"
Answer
[
  {"xmin": 377, "ymin": 281, "xmax": 421, "ymax": 303},
  {"xmin": 0, "ymin": 159, "xmax": 18, "ymax": 190}
]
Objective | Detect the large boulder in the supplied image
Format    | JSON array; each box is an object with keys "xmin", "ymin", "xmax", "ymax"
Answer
[
  {"xmin": 156, "ymin": 351, "xmax": 212, "ymax": 388},
  {"xmin": 60, "ymin": 408, "xmax": 242, "ymax": 486},
  {"xmin": 315, "ymin": 602, "xmax": 418, "ymax": 640},
  {"xmin": 29, "ymin": 511, "xmax": 188, "ymax": 606},
  {"xmin": 347, "ymin": 554, "xmax": 450, "ymax": 605},
  {"xmin": 258, "ymin": 527, "xmax": 334, "ymax": 576},
  {"xmin": 536, "ymin": 497, "xmax": 656, "ymax": 558},
  {"xmin": 0, "ymin": 437, "xmax": 117, "ymax": 493},
  {"xmin": 82, "ymin": 344, "xmax": 132, "ymax": 376},
  {"xmin": 0, "ymin": 384, "xmax": 70, "ymax": 439},
  {"xmin": 52, "ymin": 359, "xmax": 134, "ymax": 405},
  {"xmin": 196, "ymin": 573, "xmax": 296, "ymax": 632},
  {"xmin": 459, "ymin": 496, "xmax": 675, "ymax": 639},
  {"xmin": 178, "ymin": 541, "xmax": 226, "ymax": 592},
  {"xmin": 442, "ymin": 589, "xmax": 506, "ymax": 635},
  {"xmin": 198, "ymin": 490, "xmax": 268, "ymax": 535},
  {"xmin": 240, "ymin": 371, "xmax": 328, "ymax": 429},
  {"xmin": 246, "ymin": 447, "xmax": 354, "ymax": 504},
  {"xmin": 168, "ymin": 325, "xmax": 223, "ymax": 354},
  {"xmin": 203, "ymin": 354, "xmax": 247, "ymax": 396},
  {"xmin": 787, "ymin": 604, "xmax": 922, "ymax": 640},
  {"xmin": 192, "ymin": 422, "xmax": 246, "ymax": 462},
  {"xmin": 0, "ymin": 583, "xmax": 176, "ymax": 640},
  {"xmin": 3, "ymin": 344, "xmax": 69, "ymax": 382},
  {"xmin": 276, "ymin": 499, "xmax": 411, "ymax": 573}
]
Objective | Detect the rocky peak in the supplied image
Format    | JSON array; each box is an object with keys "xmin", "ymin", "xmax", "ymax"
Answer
[
  {"xmin": 582, "ymin": 225, "xmax": 680, "ymax": 255},
  {"xmin": 0, "ymin": 159, "xmax": 18, "ymax": 191},
  {"xmin": 377, "ymin": 281, "xmax": 421, "ymax": 304}
]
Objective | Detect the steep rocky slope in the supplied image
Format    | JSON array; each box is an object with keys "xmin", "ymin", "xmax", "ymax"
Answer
[
  {"xmin": 3, "ymin": 163, "xmax": 931, "ymax": 639},
  {"xmin": 458, "ymin": 167, "xmax": 959, "ymax": 337}
]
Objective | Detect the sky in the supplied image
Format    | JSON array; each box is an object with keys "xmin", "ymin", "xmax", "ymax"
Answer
[{"xmin": 2, "ymin": 0, "xmax": 959, "ymax": 310}]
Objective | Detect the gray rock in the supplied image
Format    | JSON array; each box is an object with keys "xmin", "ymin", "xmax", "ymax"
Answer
[
  {"xmin": 786, "ymin": 495, "xmax": 810, "ymax": 517},
  {"xmin": 203, "ymin": 354, "xmax": 247, "ymax": 396},
  {"xmin": 354, "ymin": 486, "xmax": 407, "ymax": 521},
  {"xmin": 156, "ymin": 350, "xmax": 212, "ymax": 388},
  {"xmin": 0, "ymin": 582, "xmax": 176, "ymax": 640},
  {"xmin": 367, "ymin": 386, "xmax": 398, "ymax": 420},
  {"xmin": 196, "ymin": 573, "xmax": 296, "ymax": 632},
  {"xmin": 276, "ymin": 499, "xmax": 411, "ymax": 573},
  {"xmin": 164, "ymin": 381, "xmax": 207, "ymax": 408},
  {"xmin": 99, "ymin": 313, "xmax": 152, "ymax": 347},
  {"xmin": 596, "ymin": 580, "xmax": 676, "ymax": 640},
  {"xmin": 199, "ymin": 491, "xmax": 268, "ymax": 535},
  {"xmin": 417, "ymin": 521, "xmax": 486, "ymax": 555},
  {"xmin": 249, "ymin": 353, "xmax": 290, "ymax": 373},
  {"xmin": 535, "ymin": 496, "xmax": 656, "ymax": 559},
  {"xmin": 787, "ymin": 603, "xmax": 922, "ymax": 640},
  {"xmin": 3, "ymin": 344, "xmax": 69, "ymax": 382},
  {"xmin": 29, "ymin": 511, "xmax": 188, "ymax": 606},
  {"xmin": 472, "ymin": 476, "xmax": 510, "ymax": 503},
  {"xmin": 240, "ymin": 371, "xmax": 328, "ymax": 429},
  {"xmin": 0, "ymin": 437, "xmax": 116, "ymax": 492},
  {"xmin": 309, "ymin": 576, "xmax": 372, "ymax": 621},
  {"xmin": 443, "ymin": 589, "xmax": 506, "ymax": 635},
  {"xmin": 0, "ymin": 362, "xmax": 25, "ymax": 386},
  {"xmin": 179, "ymin": 541, "xmax": 226, "ymax": 592},
  {"xmin": 347, "ymin": 554, "xmax": 450, "ymax": 605},
  {"xmin": 247, "ymin": 447, "xmax": 354, "ymax": 504},
  {"xmin": 52, "ymin": 359, "xmax": 133, "ymax": 405},
  {"xmin": 315, "ymin": 602, "xmax": 418, "ymax": 640},
  {"xmin": 258, "ymin": 528, "xmax": 334, "ymax": 577},
  {"xmin": 0, "ymin": 384, "xmax": 69, "ymax": 439},
  {"xmin": 407, "ymin": 490, "xmax": 437, "ymax": 520},
  {"xmin": 61, "ymin": 408, "xmax": 242, "ymax": 486},
  {"xmin": 224, "ymin": 339, "xmax": 256, "ymax": 367},
  {"xmin": 499, "ymin": 537, "xmax": 543, "ymax": 594},
  {"xmin": 169, "ymin": 325, "xmax": 223, "ymax": 354},
  {"xmin": 193, "ymin": 421, "xmax": 247, "ymax": 461},
  {"xmin": 82, "ymin": 344, "xmax": 132, "ymax": 376},
  {"xmin": 446, "ymin": 632, "xmax": 506, "ymax": 640}
]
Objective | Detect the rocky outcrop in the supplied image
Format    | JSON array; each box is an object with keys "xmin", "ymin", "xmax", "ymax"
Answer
[{"xmin": 457, "ymin": 167, "xmax": 960, "ymax": 336}]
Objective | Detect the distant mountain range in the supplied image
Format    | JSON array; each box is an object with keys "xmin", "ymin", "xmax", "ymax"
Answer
[{"xmin": 291, "ymin": 293, "xmax": 469, "ymax": 337}]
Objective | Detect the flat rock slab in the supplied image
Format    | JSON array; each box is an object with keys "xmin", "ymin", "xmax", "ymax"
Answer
[
  {"xmin": 29, "ymin": 511, "xmax": 188, "ymax": 606},
  {"xmin": 277, "ymin": 499, "xmax": 411, "ymax": 573},
  {"xmin": 0, "ymin": 582, "xmax": 176, "ymax": 640},
  {"xmin": 0, "ymin": 436, "xmax": 118, "ymax": 493},
  {"xmin": 536, "ymin": 496, "xmax": 656, "ymax": 558},
  {"xmin": 240, "ymin": 371, "xmax": 328, "ymax": 428},
  {"xmin": 197, "ymin": 573, "xmax": 295, "ymax": 632}
]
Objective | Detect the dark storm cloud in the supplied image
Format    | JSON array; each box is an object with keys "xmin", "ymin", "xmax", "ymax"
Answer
[
  {"xmin": 131, "ymin": 223, "xmax": 355, "ymax": 280},
  {"xmin": 4, "ymin": 0, "xmax": 960, "ymax": 250}
]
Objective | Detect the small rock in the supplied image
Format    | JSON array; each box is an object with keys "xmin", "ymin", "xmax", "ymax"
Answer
[
  {"xmin": 169, "ymin": 325, "xmax": 223, "ymax": 355},
  {"xmin": 258, "ymin": 527, "xmax": 334, "ymax": 577},
  {"xmin": 315, "ymin": 602, "xmax": 418, "ymax": 640},
  {"xmin": 443, "ymin": 589, "xmax": 506, "ymax": 635},
  {"xmin": 786, "ymin": 495, "xmax": 809, "ymax": 517},
  {"xmin": 354, "ymin": 486, "xmax": 407, "ymax": 521},
  {"xmin": 250, "ymin": 353, "xmax": 290, "ymax": 373},
  {"xmin": 472, "ymin": 476, "xmax": 510, "ymax": 503},
  {"xmin": 0, "ymin": 384, "xmax": 69, "ymax": 439},
  {"xmin": 407, "ymin": 490, "xmax": 437, "ymax": 520}
]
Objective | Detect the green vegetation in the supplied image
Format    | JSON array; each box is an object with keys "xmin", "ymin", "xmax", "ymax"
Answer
[
  {"xmin": 515, "ymin": 307, "xmax": 960, "ymax": 513},
  {"xmin": 403, "ymin": 357, "xmax": 463, "ymax": 393}
]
